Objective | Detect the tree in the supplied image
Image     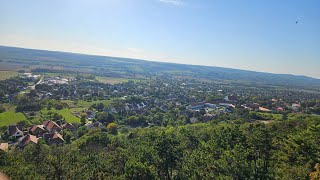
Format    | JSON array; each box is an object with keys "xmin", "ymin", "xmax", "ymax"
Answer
[
  {"xmin": 281, "ymin": 112, "xmax": 288, "ymax": 120},
  {"xmin": 155, "ymin": 132, "xmax": 182, "ymax": 179},
  {"xmin": 93, "ymin": 103, "xmax": 104, "ymax": 112},
  {"xmin": 125, "ymin": 160, "xmax": 155, "ymax": 179},
  {"xmin": 29, "ymin": 90, "xmax": 38, "ymax": 98},
  {"xmin": 63, "ymin": 130, "xmax": 72, "ymax": 144},
  {"xmin": 310, "ymin": 164, "xmax": 320, "ymax": 180},
  {"xmin": 247, "ymin": 124, "xmax": 273, "ymax": 179},
  {"xmin": 97, "ymin": 112, "xmax": 114, "ymax": 124},
  {"xmin": 107, "ymin": 123, "xmax": 118, "ymax": 135},
  {"xmin": 80, "ymin": 113, "xmax": 87, "ymax": 125}
]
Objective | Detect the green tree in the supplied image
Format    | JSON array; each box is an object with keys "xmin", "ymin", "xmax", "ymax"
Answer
[
  {"xmin": 107, "ymin": 123, "xmax": 118, "ymax": 135},
  {"xmin": 80, "ymin": 113, "xmax": 87, "ymax": 125},
  {"xmin": 155, "ymin": 132, "xmax": 182, "ymax": 179}
]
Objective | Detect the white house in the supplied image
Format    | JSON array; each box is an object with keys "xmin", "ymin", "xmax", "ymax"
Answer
[{"xmin": 7, "ymin": 125, "xmax": 24, "ymax": 138}]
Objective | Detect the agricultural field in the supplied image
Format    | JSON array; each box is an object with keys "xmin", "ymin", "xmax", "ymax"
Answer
[
  {"xmin": 0, "ymin": 71, "xmax": 18, "ymax": 80},
  {"xmin": 96, "ymin": 76, "xmax": 137, "ymax": 84}
]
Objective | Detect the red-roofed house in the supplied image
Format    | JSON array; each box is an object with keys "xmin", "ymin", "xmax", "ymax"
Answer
[
  {"xmin": 43, "ymin": 121, "xmax": 62, "ymax": 133},
  {"xmin": 43, "ymin": 132, "xmax": 64, "ymax": 145},
  {"xmin": 29, "ymin": 125, "xmax": 46, "ymax": 137},
  {"xmin": 61, "ymin": 123, "xmax": 75, "ymax": 132},
  {"xmin": 292, "ymin": 103, "xmax": 301, "ymax": 111},
  {"xmin": 276, "ymin": 107, "xmax": 284, "ymax": 112},
  {"xmin": 18, "ymin": 135, "xmax": 38, "ymax": 147}
]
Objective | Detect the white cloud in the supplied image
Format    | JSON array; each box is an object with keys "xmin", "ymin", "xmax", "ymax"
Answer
[{"xmin": 158, "ymin": 0, "xmax": 186, "ymax": 6}]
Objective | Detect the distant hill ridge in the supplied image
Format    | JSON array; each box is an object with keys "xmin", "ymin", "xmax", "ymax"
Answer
[{"xmin": 0, "ymin": 45, "xmax": 319, "ymax": 87}]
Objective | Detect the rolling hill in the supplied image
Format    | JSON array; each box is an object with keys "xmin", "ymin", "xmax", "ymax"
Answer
[{"xmin": 0, "ymin": 45, "xmax": 319, "ymax": 87}]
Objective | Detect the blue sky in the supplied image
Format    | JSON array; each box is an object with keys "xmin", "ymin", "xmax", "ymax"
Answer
[{"xmin": 0, "ymin": 0, "xmax": 319, "ymax": 78}]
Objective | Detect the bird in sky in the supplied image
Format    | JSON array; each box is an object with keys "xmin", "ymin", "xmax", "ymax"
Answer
[{"xmin": 296, "ymin": 21, "xmax": 299, "ymax": 24}]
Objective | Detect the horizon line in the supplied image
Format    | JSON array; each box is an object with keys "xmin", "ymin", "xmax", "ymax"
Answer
[{"xmin": 0, "ymin": 44, "xmax": 318, "ymax": 80}]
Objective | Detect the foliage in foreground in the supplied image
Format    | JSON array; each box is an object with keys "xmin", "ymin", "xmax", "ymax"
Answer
[{"xmin": 1, "ymin": 116, "xmax": 320, "ymax": 179}]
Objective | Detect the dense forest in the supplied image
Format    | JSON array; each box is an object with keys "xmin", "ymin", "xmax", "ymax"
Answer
[{"xmin": 1, "ymin": 115, "xmax": 320, "ymax": 179}]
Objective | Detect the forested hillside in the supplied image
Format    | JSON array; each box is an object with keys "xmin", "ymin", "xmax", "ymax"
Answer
[{"xmin": 1, "ymin": 116, "xmax": 320, "ymax": 179}]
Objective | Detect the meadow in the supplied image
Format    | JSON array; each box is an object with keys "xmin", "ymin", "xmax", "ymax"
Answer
[
  {"xmin": 40, "ymin": 108, "xmax": 80, "ymax": 123},
  {"xmin": 0, "ymin": 111, "xmax": 27, "ymax": 127},
  {"xmin": 39, "ymin": 99, "xmax": 114, "ymax": 124}
]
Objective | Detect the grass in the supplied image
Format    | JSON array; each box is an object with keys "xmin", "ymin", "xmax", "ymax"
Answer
[
  {"xmin": 40, "ymin": 99, "xmax": 113, "ymax": 123},
  {"xmin": 0, "ymin": 71, "xmax": 18, "ymax": 80},
  {"xmin": 61, "ymin": 99, "xmax": 113, "ymax": 109},
  {"xmin": 0, "ymin": 111, "xmax": 27, "ymax": 127},
  {"xmin": 41, "ymin": 108, "xmax": 80, "ymax": 123},
  {"xmin": 256, "ymin": 112, "xmax": 282, "ymax": 120},
  {"xmin": 77, "ymin": 99, "xmax": 112, "ymax": 108}
]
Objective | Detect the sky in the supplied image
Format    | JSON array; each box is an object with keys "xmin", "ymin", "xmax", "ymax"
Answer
[{"xmin": 0, "ymin": 0, "xmax": 320, "ymax": 78}]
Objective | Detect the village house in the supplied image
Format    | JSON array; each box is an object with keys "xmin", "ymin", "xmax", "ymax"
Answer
[
  {"xmin": 43, "ymin": 120, "xmax": 62, "ymax": 133},
  {"xmin": 61, "ymin": 123, "xmax": 76, "ymax": 132},
  {"xmin": 259, "ymin": 107, "xmax": 271, "ymax": 112},
  {"xmin": 224, "ymin": 94, "xmax": 238, "ymax": 102},
  {"xmin": 29, "ymin": 125, "xmax": 46, "ymax": 137},
  {"xmin": 86, "ymin": 110, "xmax": 96, "ymax": 120},
  {"xmin": 189, "ymin": 102, "xmax": 218, "ymax": 111},
  {"xmin": 18, "ymin": 135, "xmax": 38, "ymax": 148},
  {"xmin": 43, "ymin": 132, "xmax": 64, "ymax": 145},
  {"xmin": 7, "ymin": 125, "xmax": 24, "ymax": 139},
  {"xmin": 0, "ymin": 143, "xmax": 9, "ymax": 152},
  {"xmin": 242, "ymin": 103, "xmax": 259, "ymax": 110},
  {"xmin": 86, "ymin": 121, "xmax": 104, "ymax": 129},
  {"xmin": 292, "ymin": 103, "xmax": 301, "ymax": 111},
  {"xmin": 275, "ymin": 107, "xmax": 284, "ymax": 112}
]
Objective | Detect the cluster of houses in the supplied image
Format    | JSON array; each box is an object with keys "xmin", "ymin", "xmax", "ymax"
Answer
[
  {"xmin": 124, "ymin": 102, "xmax": 147, "ymax": 112},
  {"xmin": 21, "ymin": 72, "xmax": 40, "ymax": 81},
  {"xmin": 186, "ymin": 95, "xmax": 239, "ymax": 123},
  {"xmin": 103, "ymin": 101, "xmax": 148, "ymax": 115},
  {"xmin": 45, "ymin": 76, "xmax": 70, "ymax": 85},
  {"xmin": 5, "ymin": 121, "xmax": 75, "ymax": 148},
  {"xmin": 189, "ymin": 95, "xmax": 238, "ymax": 112},
  {"xmin": 188, "ymin": 94, "xmax": 304, "ymax": 122},
  {"xmin": 242, "ymin": 100, "xmax": 302, "ymax": 113}
]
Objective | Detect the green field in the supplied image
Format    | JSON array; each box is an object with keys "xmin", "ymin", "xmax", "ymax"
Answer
[
  {"xmin": 77, "ymin": 99, "xmax": 112, "ymax": 108},
  {"xmin": 0, "ymin": 71, "xmax": 18, "ymax": 80},
  {"xmin": 256, "ymin": 112, "xmax": 282, "ymax": 120},
  {"xmin": 41, "ymin": 108, "xmax": 80, "ymax": 123},
  {"xmin": 0, "ymin": 111, "xmax": 27, "ymax": 127},
  {"xmin": 62, "ymin": 99, "xmax": 113, "ymax": 109}
]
